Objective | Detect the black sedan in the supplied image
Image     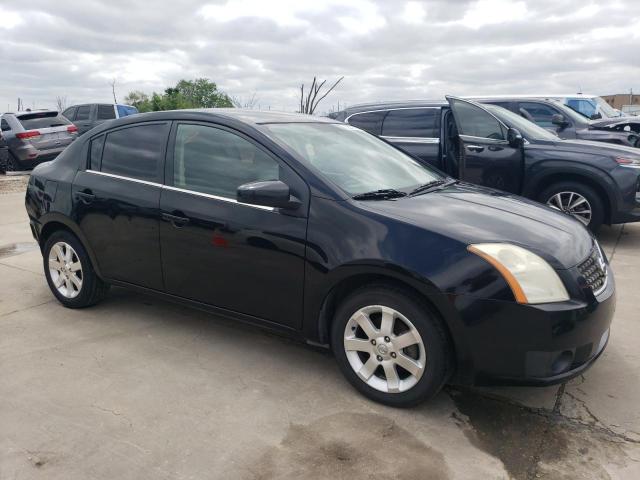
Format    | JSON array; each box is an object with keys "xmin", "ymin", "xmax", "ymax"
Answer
[{"xmin": 25, "ymin": 110, "xmax": 614, "ymax": 407}]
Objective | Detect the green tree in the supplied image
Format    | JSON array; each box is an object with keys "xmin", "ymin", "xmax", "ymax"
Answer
[{"xmin": 124, "ymin": 78, "xmax": 233, "ymax": 113}]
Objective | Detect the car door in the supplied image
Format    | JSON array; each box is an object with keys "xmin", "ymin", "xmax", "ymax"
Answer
[
  {"xmin": 159, "ymin": 122, "xmax": 309, "ymax": 329},
  {"xmin": 72, "ymin": 121, "xmax": 171, "ymax": 290},
  {"xmin": 446, "ymin": 96, "xmax": 523, "ymax": 194},
  {"xmin": 518, "ymin": 101, "xmax": 577, "ymax": 139},
  {"xmin": 74, "ymin": 105, "xmax": 94, "ymax": 135}
]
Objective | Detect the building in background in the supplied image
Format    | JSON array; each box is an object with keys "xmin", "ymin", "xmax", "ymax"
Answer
[{"xmin": 601, "ymin": 92, "xmax": 639, "ymax": 114}]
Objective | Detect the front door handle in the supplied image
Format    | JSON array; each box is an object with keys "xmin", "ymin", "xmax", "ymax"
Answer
[
  {"xmin": 75, "ymin": 191, "xmax": 95, "ymax": 204},
  {"xmin": 162, "ymin": 212, "xmax": 190, "ymax": 227},
  {"xmin": 466, "ymin": 145, "xmax": 485, "ymax": 153}
]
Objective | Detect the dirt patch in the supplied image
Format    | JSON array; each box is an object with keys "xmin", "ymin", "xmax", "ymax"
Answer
[
  {"xmin": 252, "ymin": 412, "xmax": 449, "ymax": 480},
  {"xmin": 448, "ymin": 387, "xmax": 634, "ymax": 479},
  {"xmin": 0, "ymin": 174, "xmax": 29, "ymax": 194}
]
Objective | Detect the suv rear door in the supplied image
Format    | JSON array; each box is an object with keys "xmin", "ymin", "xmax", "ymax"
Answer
[
  {"xmin": 16, "ymin": 112, "xmax": 75, "ymax": 152},
  {"xmin": 446, "ymin": 96, "xmax": 524, "ymax": 194}
]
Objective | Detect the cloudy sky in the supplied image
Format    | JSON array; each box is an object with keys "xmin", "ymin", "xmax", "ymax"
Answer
[{"xmin": 1, "ymin": 0, "xmax": 639, "ymax": 114}]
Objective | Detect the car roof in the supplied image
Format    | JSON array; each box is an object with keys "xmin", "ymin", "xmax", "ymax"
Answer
[
  {"xmin": 340, "ymin": 100, "xmax": 446, "ymax": 115},
  {"xmin": 464, "ymin": 94, "xmax": 598, "ymax": 100},
  {"xmin": 164, "ymin": 108, "xmax": 339, "ymax": 125}
]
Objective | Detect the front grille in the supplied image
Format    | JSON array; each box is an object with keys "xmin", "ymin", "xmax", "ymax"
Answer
[{"xmin": 578, "ymin": 247, "xmax": 607, "ymax": 295}]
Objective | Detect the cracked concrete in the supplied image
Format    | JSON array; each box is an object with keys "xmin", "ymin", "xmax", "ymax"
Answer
[{"xmin": 1, "ymin": 189, "xmax": 639, "ymax": 479}]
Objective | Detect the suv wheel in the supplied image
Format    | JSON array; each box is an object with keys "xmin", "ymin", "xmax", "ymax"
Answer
[
  {"xmin": 43, "ymin": 230, "xmax": 109, "ymax": 308},
  {"xmin": 539, "ymin": 182, "xmax": 604, "ymax": 232},
  {"xmin": 6, "ymin": 152, "xmax": 20, "ymax": 172},
  {"xmin": 331, "ymin": 284, "xmax": 451, "ymax": 407}
]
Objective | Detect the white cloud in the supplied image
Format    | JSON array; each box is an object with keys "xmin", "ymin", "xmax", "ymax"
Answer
[
  {"xmin": 0, "ymin": 7, "xmax": 23, "ymax": 29},
  {"xmin": 459, "ymin": 0, "xmax": 528, "ymax": 29}
]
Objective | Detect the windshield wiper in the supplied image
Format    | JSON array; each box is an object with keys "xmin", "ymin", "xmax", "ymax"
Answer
[
  {"xmin": 409, "ymin": 179, "xmax": 449, "ymax": 196},
  {"xmin": 352, "ymin": 189, "xmax": 408, "ymax": 201}
]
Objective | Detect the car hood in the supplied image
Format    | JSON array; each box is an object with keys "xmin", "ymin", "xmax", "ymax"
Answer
[
  {"xmin": 361, "ymin": 183, "xmax": 594, "ymax": 269},
  {"xmin": 590, "ymin": 117, "xmax": 640, "ymax": 128},
  {"xmin": 550, "ymin": 139, "xmax": 640, "ymax": 158}
]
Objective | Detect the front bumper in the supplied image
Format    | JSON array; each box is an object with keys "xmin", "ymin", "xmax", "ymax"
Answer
[{"xmin": 450, "ymin": 272, "xmax": 615, "ymax": 387}]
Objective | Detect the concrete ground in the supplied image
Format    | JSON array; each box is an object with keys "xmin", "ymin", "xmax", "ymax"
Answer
[{"xmin": 1, "ymin": 175, "xmax": 639, "ymax": 480}]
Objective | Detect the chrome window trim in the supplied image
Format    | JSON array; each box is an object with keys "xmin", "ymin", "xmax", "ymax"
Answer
[
  {"xmin": 458, "ymin": 134, "xmax": 508, "ymax": 144},
  {"xmin": 162, "ymin": 185, "xmax": 275, "ymax": 212},
  {"xmin": 86, "ymin": 169, "xmax": 162, "ymax": 187},
  {"xmin": 381, "ymin": 136, "xmax": 440, "ymax": 144},
  {"xmin": 345, "ymin": 106, "xmax": 441, "ymax": 123}
]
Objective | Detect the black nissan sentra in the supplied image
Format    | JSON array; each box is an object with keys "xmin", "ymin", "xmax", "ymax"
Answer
[{"xmin": 25, "ymin": 110, "xmax": 615, "ymax": 407}]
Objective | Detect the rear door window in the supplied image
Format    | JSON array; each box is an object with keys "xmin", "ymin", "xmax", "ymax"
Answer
[
  {"xmin": 97, "ymin": 105, "xmax": 116, "ymax": 120},
  {"xmin": 75, "ymin": 105, "xmax": 91, "ymax": 121},
  {"xmin": 17, "ymin": 112, "xmax": 71, "ymax": 130},
  {"xmin": 382, "ymin": 108, "xmax": 440, "ymax": 138},
  {"xmin": 101, "ymin": 123, "xmax": 170, "ymax": 183},
  {"xmin": 518, "ymin": 102, "xmax": 563, "ymax": 128},
  {"xmin": 449, "ymin": 101, "xmax": 505, "ymax": 140},
  {"xmin": 347, "ymin": 111, "xmax": 387, "ymax": 135}
]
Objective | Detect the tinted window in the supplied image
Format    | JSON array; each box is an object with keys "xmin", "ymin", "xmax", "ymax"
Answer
[
  {"xmin": 347, "ymin": 111, "xmax": 386, "ymax": 135},
  {"xmin": 90, "ymin": 135, "xmax": 105, "ymax": 170},
  {"xmin": 101, "ymin": 123, "xmax": 169, "ymax": 182},
  {"xmin": 518, "ymin": 102, "xmax": 562, "ymax": 128},
  {"xmin": 17, "ymin": 112, "xmax": 71, "ymax": 130},
  {"xmin": 451, "ymin": 102, "xmax": 505, "ymax": 139},
  {"xmin": 62, "ymin": 107, "xmax": 77, "ymax": 121},
  {"xmin": 75, "ymin": 105, "xmax": 91, "ymax": 121},
  {"xmin": 382, "ymin": 108, "xmax": 440, "ymax": 138},
  {"xmin": 1, "ymin": 119, "xmax": 10, "ymax": 131},
  {"xmin": 97, "ymin": 105, "xmax": 116, "ymax": 120},
  {"xmin": 173, "ymin": 124, "xmax": 280, "ymax": 198},
  {"xmin": 566, "ymin": 99, "xmax": 595, "ymax": 118}
]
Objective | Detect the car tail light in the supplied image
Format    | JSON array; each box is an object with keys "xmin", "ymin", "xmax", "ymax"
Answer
[
  {"xmin": 67, "ymin": 125, "xmax": 78, "ymax": 133},
  {"xmin": 16, "ymin": 130, "xmax": 41, "ymax": 139}
]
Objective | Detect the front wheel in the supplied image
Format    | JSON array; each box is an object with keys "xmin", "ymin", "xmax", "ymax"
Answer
[
  {"xmin": 43, "ymin": 230, "xmax": 109, "ymax": 308},
  {"xmin": 539, "ymin": 181, "xmax": 604, "ymax": 232},
  {"xmin": 331, "ymin": 284, "xmax": 451, "ymax": 407}
]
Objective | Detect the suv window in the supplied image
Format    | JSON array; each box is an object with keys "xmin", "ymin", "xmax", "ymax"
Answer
[
  {"xmin": 62, "ymin": 107, "xmax": 77, "ymax": 121},
  {"xmin": 452, "ymin": 102, "xmax": 505, "ymax": 140},
  {"xmin": 173, "ymin": 123, "xmax": 280, "ymax": 198},
  {"xmin": 347, "ymin": 111, "xmax": 386, "ymax": 135},
  {"xmin": 101, "ymin": 123, "xmax": 169, "ymax": 182},
  {"xmin": 1, "ymin": 119, "xmax": 10, "ymax": 131},
  {"xmin": 97, "ymin": 105, "xmax": 116, "ymax": 120},
  {"xmin": 17, "ymin": 112, "xmax": 71, "ymax": 130},
  {"xmin": 518, "ymin": 102, "xmax": 563, "ymax": 128},
  {"xmin": 382, "ymin": 108, "xmax": 440, "ymax": 138},
  {"xmin": 75, "ymin": 105, "xmax": 91, "ymax": 121}
]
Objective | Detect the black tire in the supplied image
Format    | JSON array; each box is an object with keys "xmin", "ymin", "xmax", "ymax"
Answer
[
  {"xmin": 6, "ymin": 152, "xmax": 21, "ymax": 172},
  {"xmin": 331, "ymin": 284, "xmax": 452, "ymax": 407},
  {"xmin": 538, "ymin": 181, "xmax": 605, "ymax": 232},
  {"xmin": 43, "ymin": 230, "xmax": 109, "ymax": 308}
]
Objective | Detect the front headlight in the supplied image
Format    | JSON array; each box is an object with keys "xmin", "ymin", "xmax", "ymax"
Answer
[{"xmin": 468, "ymin": 243, "xmax": 569, "ymax": 304}]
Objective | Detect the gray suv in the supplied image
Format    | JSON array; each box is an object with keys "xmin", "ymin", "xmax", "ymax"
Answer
[
  {"xmin": 1, "ymin": 111, "xmax": 78, "ymax": 172},
  {"xmin": 62, "ymin": 103, "xmax": 138, "ymax": 135}
]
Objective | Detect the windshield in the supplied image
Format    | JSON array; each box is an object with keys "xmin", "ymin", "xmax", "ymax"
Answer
[
  {"xmin": 263, "ymin": 123, "xmax": 443, "ymax": 196},
  {"xmin": 484, "ymin": 105, "xmax": 559, "ymax": 141},
  {"xmin": 117, "ymin": 105, "xmax": 139, "ymax": 117}
]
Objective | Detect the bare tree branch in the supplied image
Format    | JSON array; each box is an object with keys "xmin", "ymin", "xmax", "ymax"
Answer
[
  {"xmin": 298, "ymin": 76, "xmax": 344, "ymax": 114},
  {"xmin": 110, "ymin": 78, "xmax": 118, "ymax": 104},
  {"xmin": 311, "ymin": 76, "xmax": 344, "ymax": 114}
]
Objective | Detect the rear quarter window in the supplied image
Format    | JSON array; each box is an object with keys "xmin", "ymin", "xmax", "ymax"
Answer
[
  {"xmin": 17, "ymin": 112, "xmax": 71, "ymax": 130},
  {"xmin": 347, "ymin": 111, "xmax": 387, "ymax": 135},
  {"xmin": 100, "ymin": 123, "xmax": 170, "ymax": 183},
  {"xmin": 382, "ymin": 108, "xmax": 440, "ymax": 138},
  {"xmin": 90, "ymin": 135, "xmax": 105, "ymax": 171}
]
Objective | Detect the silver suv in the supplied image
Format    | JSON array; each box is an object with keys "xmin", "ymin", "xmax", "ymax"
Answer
[{"xmin": 0, "ymin": 110, "xmax": 78, "ymax": 172}]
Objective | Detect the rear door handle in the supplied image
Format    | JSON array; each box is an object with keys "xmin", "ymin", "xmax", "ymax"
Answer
[
  {"xmin": 75, "ymin": 191, "xmax": 95, "ymax": 204},
  {"xmin": 162, "ymin": 212, "xmax": 190, "ymax": 227},
  {"xmin": 466, "ymin": 145, "xmax": 485, "ymax": 153}
]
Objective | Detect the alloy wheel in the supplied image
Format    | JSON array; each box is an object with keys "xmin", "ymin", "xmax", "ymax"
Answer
[
  {"xmin": 343, "ymin": 305, "xmax": 426, "ymax": 393},
  {"xmin": 48, "ymin": 242, "xmax": 83, "ymax": 298},
  {"xmin": 546, "ymin": 191, "xmax": 592, "ymax": 226}
]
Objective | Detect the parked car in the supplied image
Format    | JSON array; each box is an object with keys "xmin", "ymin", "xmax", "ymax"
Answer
[
  {"xmin": 0, "ymin": 110, "xmax": 78, "ymax": 172},
  {"xmin": 330, "ymin": 97, "xmax": 640, "ymax": 231},
  {"xmin": 62, "ymin": 103, "xmax": 138, "ymax": 135},
  {"xmin": 25, "ymin": 109, "xmax": 614, "ymax": 407},
  {"xmin": 469, "ymin": 96, "xmax": 640, "ymax": 147},
  {"xmin": 0, "ymin": 131, "xmax": 8, "ymax": 170}
]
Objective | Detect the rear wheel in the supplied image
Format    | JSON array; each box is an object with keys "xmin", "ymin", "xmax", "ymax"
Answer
[
  {"xmin": 6, "ymin": 152, "xmax": 20, "ymax": 172},
  {"xmin": 43, "ymin": 230, "xmax": 109, "ymax": 308},
  {"xmin": 331, "ymin": 284, "xmax": 451, "ymax": 407},
  {"xmin": 539, "ymin": 181, "xmax": 604, "ymax": 232}
]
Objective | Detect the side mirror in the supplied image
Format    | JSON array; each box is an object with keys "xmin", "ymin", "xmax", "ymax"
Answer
[
  {"xmin": 507, "ymin": 127, "xmax": 523, "ymax": 147},
  {"xmin": 237, "ymin": 180, "xmax": 300, "ymax": 210},
  {"xmin": 590, "ymin": 113, "xmax": 602, "ymax": 120},
  {"xmin": 551, "ymin": 114, "xmax": 568, "ymax": 128}
]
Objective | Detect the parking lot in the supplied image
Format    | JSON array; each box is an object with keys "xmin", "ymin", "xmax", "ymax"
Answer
[{"xmin": 1, "ymin": 174, "xmax": 639, "ymax": 480}]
